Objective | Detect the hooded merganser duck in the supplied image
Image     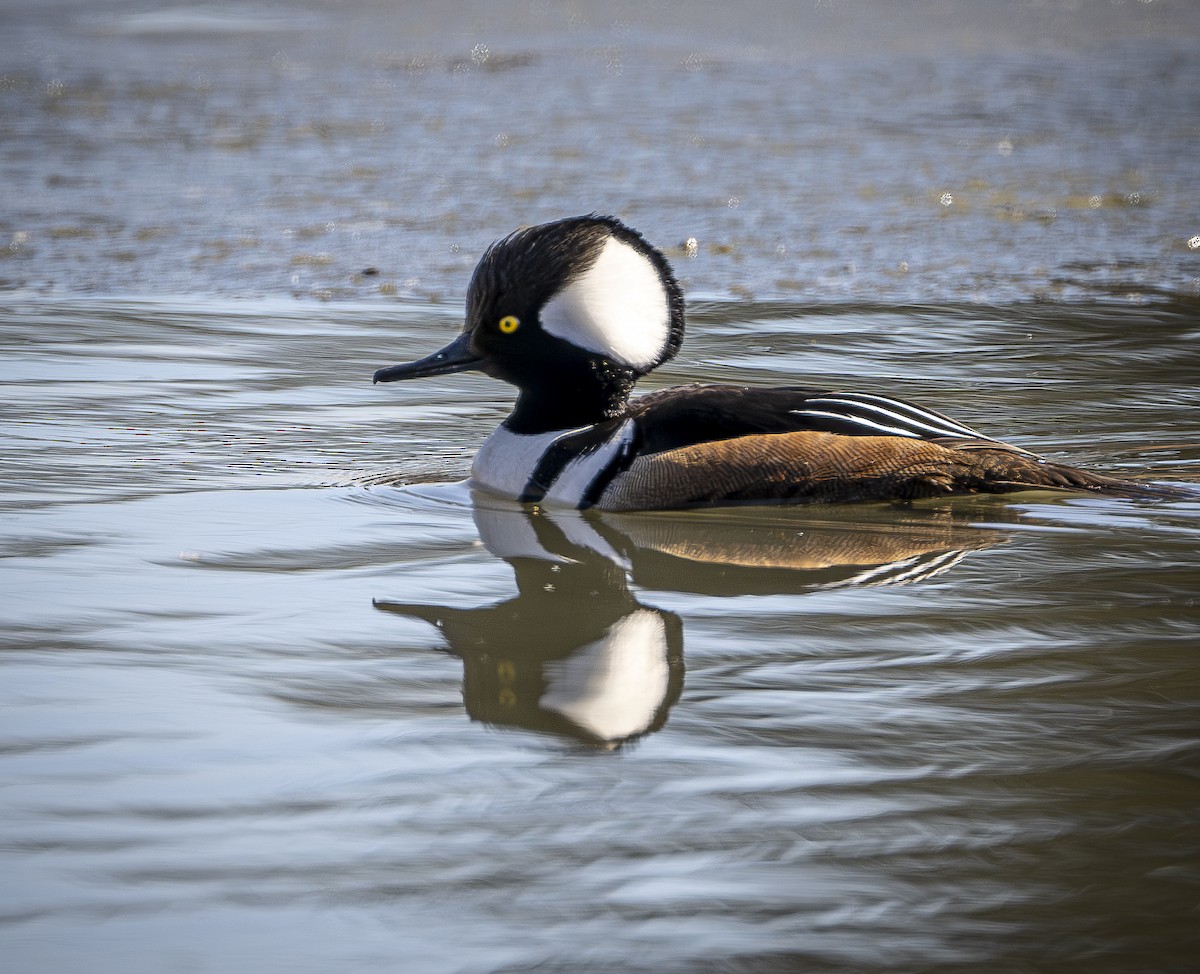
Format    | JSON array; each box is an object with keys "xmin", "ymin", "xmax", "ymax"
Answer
[{"xmin": 374, "ymin": 214, "xmax": 1186, "ymax": 510}]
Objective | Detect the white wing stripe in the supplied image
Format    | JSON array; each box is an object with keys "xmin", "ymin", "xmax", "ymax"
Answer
[
  {"xmin": 797, "ymin": 395, "xmax": 997, "ymax": 441},
  {"xmin": 829, "ymin": 392, "xmax": 979, "ymax": 430},
  {"xmin": 790, "ymin": 408, "xmax": 925, "ymax": 439},
  {"xmin": 804, "ymin": 396, "xmax": 984, "ymax": 438},
  {"xmin": 828, "ymin": 393, "xmax": 988, "ymax": 437}
]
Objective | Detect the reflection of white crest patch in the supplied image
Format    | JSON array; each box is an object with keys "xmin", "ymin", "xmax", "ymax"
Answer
[
  {"xmin": 540, "ymin": 235, "xmax": 669, "ymax": 370},
  {"xmin": 540, "ymin": 609, "xmax": 669, "ymax": 742}
]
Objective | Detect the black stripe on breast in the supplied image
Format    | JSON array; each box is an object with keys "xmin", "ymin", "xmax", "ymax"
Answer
[
  {"xmin": 579, "ymin": 427, "xmax": 639, "ymax": 509},
  {"xmin": 519, "ymin": 419, "xmax": 629, "ymax": 504}
]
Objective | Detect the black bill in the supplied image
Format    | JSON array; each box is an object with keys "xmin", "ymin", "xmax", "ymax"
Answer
[{"xmin": 373, "ymin": 331, "xmax": 483, "ymax": 383}]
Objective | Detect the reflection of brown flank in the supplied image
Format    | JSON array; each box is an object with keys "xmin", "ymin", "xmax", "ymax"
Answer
[
  {"xmin": 598, "ymin": 431, "xmax": 1176, "ymax": 511},
  {"xmin": 605, "ymin": 510, "xmax": 997, "ymax": 571}
]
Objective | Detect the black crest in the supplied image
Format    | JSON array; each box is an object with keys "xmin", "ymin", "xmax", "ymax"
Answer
[{"xmin": 467, "ymin": 214, "xmax": 686, "ymax": 371}]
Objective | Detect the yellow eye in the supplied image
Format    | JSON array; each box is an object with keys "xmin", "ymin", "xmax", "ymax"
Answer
[{"xmin": 498, "ymin": 315, "xmax": 520, "ymax": 334}]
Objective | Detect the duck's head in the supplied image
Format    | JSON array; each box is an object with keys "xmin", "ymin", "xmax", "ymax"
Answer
[{"xmin": 373, "ymin": 215, "xmax": 685, "ymax": 431}]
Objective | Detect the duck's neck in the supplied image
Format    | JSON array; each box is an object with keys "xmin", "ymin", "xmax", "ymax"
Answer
[{"xmin": 505, "ymin": 361, "xmax": 639, "ymax": 434}]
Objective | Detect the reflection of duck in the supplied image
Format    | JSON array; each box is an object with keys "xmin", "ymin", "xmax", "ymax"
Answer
[
  {"xmin": 373, "ymin": 214, "xmax": 1188, "ymax": 508},
  {"xmin": 375, "ymin": 494, "xmax": 1001, "ymax": 747},
  {"xmin": 597, "ymin": 503, "xmax": 989, "ymax": 594},
  {"xmin": 377, "ymin": 550, "xmax": 684, "ymax": 750}
]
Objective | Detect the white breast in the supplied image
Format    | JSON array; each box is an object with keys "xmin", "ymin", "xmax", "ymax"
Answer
[{"xmin": 471, "ymin": 421, "xmax": 635, "ymax": 508}]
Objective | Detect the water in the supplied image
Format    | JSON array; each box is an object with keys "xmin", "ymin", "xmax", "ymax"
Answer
[{"xmin": 3, "ymin": 2, "xmax": 1200, "ymax": 972}]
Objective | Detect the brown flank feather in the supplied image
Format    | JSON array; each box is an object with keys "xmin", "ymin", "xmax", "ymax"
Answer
[{"xmin": 595, "ymin": 431, "xmax": 1184, "ymax": 511}]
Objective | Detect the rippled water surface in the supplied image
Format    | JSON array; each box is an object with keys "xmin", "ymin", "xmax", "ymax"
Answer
[{"xmin": 3, "ymin": 2, "xmax": 1200, "ymax": 972}]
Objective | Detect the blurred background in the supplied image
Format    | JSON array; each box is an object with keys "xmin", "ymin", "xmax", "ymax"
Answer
[{"xmin": 2, "ymin": 0, "xmax": 1198, "ymax": 304}]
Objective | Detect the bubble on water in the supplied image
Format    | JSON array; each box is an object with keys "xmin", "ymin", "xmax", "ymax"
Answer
[
  {"xmin": 940, "ymin": 193, "xmax": 953, "ymax": 206},
  {"xmin": 1187, "ymin": 236, "xmax": 1200, "ymax": 250},
  {"xmin": 494, "ymin": 132, "xmax": 510, "ymax": 148},
  {"xmin": 684, "ymin": 237, "xmax": 698, "ymax": 258},
  {"xmin": 727, "ymin": 196, "xmax": 740, "ymax": 208},
  {"xmin": 997, "ymin": 138, "xmax": 1013, "ymax": 156},
  {"xmin": 1089, "ymin": 195, "xmax": 1103, "ymax": 208},
  {"xmin": 471, "ymin": 44, "xmax": 489, "ymax": 65}
]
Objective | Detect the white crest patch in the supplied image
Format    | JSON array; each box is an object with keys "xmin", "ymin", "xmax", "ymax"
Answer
[{"xmin": 539, "ymin": 235, "xmax": 670, "ymax": 370}]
